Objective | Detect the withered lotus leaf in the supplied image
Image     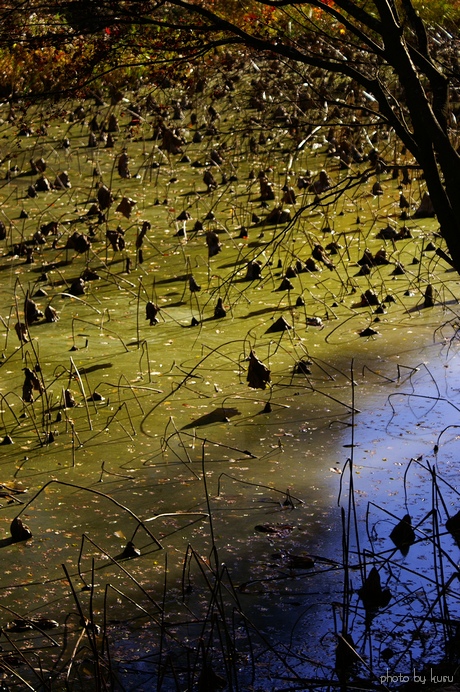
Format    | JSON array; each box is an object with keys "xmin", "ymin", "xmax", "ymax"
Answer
[{"xmin": 247, "ymin": 350, "xmax": 271, "ymax": 390}]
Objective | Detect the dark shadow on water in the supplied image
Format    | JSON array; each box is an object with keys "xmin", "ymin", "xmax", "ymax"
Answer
[
  {"xmin": 181, "ymin": 407, "xmax": 240, "ymax": 429},
  {"xmin": 241, "ymin": 306, "xmax": 284, "ymax": 319},
  {"xmin": 78, "ymin": 363, "xmax": 113, "ymax": 375},
  {"xmin": 0, "ymin": 537, "xmax": 14, "ymax": 548}
]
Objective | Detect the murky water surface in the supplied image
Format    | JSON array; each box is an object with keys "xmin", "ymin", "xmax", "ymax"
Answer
[{"xmin": 0, "ymin": 81, "xmax": 460, "ymax": 689}]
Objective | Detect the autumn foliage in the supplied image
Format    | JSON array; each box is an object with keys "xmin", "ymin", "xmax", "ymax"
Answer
[{"xmin": 0, "ymin": 0, "xmax": 459, "ymax": 98}]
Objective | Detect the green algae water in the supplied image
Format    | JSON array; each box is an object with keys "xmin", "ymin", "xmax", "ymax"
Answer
[{"xmin": 1, "ymin": 65, "xmax": 460, "ymax": 689}]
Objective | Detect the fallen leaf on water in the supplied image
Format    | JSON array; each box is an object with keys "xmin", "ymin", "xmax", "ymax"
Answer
[
  {"xmin": 254, "ymin": 523, "xmax": 295, "ymax": 537},
  {"xmin": 247, "ymin": 350, "xmax": 271, "ymax": 390},
  {"xmin": 1, "ymin": 481, "xmax": 28, "ymax": 493}
]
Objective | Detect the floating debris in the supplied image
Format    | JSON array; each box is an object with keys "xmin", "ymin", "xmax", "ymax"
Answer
[
  {"xmin": 359, "ymin": 326, "xmax": 379, "ymax": 337},
  {"xmin": 247, "ymin": 350, "xmax": 271, "ymax": 390},
  {"xmin": 446, "ymin": 510, "xmax": 460, "ymax": 545},
  {"xmin": 88, "ymin": 391, "xmax": 105, "ymax": 402},
  {"xmin": 161, "ymin": 127, "xmax": 183, "ymax": 154},
  {"xmin": 354, "ymin": 289, "xmax": 380, "ymax": 308},
  {"xmin": 116, "ymin": 196, "xmax": 137, "ymax": 218},
  {"xmin": 277, "ymin": 277, "xmax": 294, "ymax": 291},
  {"xmin": 392, "ymin": 262, "xmax": 406, "ymax": 275},
  {"xmin": 390, "ymin": 514, "xmax": 415, "ymax": 555},
  {"xmin": 146, "ymin": 301, "xmax": 159, "ymax": 325},
  {"xmin": 64, "ymin": 389, "xmax": 77, "ymax": 408},
  {"xmin": 413, "ymin": 191, "xmax": 435, "ymax": 218},
  {"xmin": 97, "ymin": 184, "xmax": 113, "ymax": 210},
  {"xmin": 206, "ymin": 230, "xmax": 221, "ymax": 257},
  {"xmin": 22, "ymin": 367, "xmax": 43, "ymax": 402},
  {"xmin": 4, "ymin": 620, "xmax": 34, "ymax": 632},
  {"xmin": 35, "ymin": 175, "xmax": 51, "ymax": 192},
  {"xmin": 67, "ymin": 278, "xmax": 85, "ymax": 296},
  {"xmin": 254, "ymin": 523, "xmax": 295, "ymax": 537},
  {"xmin": 423, "ymin": 284, "xmax": 434, "ymax": 308},
  {"xmin": 356, "ymin": 264, "xmax": 371, "ymax": 276},
  {"xmin": 136, "ymin": 220, "xmax": 150, "ymax": 249},
  {"xmin": 117, "ymin": 151, "xmax": 131, "ymax": 178},
  {"xmin": 305, "ymin": 258, "xmax": 318, "ymax": 272},
  {"xmin": 81, "ymin": 268, "xmax": 100, "ymax": 281},
  {"xmin": 259, "ymin": 175, "xmax": 275, "ymax": 201},
  {"xmin": 264, "ymin": 206, "xmax": 291, "ymax": 225},
  {"xmin": 358, "ymin": 566, "xmax": 391, "ymax": 611},
  {"xmin": 245, "ymin": 260, "xmax": 262, "ymax": 280},
  {"xmin": 214, "ymin": 297, "xmax": 226, "ymax": 318},
  {"xmin": 54, "ymin": 171, "xmax": 71, "ymax": 189},
  {"xmin": 121, "ymin": 541, "xmax": 141, "ymax": 558},
  {"xmin": 66, "ymin": 231, "xmax": 91, "ymax": 253},
  {"xmin": 24, "ymin": 295, "xmax": 43, "ymax": 324},
  {"xmin": 266, "ymin": 316, "xmax": 292, "ymax": 333},
  {"xmin": 106, "ymin": 228, "xmax": 125, "ymax": 252},
  {"xmin": 306, "ymin": 317, "xmax": 323, "ymax": 327},
  {"xmin": 273, "ymin": 552, "xmax": 315, "ymax": 569},
  {"xmin": 14, "ymin": 322, "xmax": 29, "ymax": 343},
  {"xmin": 189, "ymin": 276, "xmax": 201, "ymax": 292},
  {"xmin": 294, "ymin": 359, "xmax": 312, "ymax": 375},
  {"xmin": 10, "ymin": 516, "xmax": 32, "ymax": 542},
  {"xmin": 203, "ymin": 169, "xmax": 217, "ymax": 192}
]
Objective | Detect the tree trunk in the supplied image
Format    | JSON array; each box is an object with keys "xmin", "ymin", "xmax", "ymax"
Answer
[
  {"xmin": 376, "ymin": 4, "xmax": 460, "ymax": 270},
  {"xmin": 421, "ymin": 150, "xmax": 460, "ymax": 271}
]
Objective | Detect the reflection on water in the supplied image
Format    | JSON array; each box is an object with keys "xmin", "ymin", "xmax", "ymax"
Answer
[{"xmin": 2, "ymin": 322, "xmax": 460, "ymax": 688}]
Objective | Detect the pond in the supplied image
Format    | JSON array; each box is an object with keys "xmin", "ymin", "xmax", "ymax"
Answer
[{"xmin": 1, "ymin": 61, "xmax": 460, "ymax": 689}]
